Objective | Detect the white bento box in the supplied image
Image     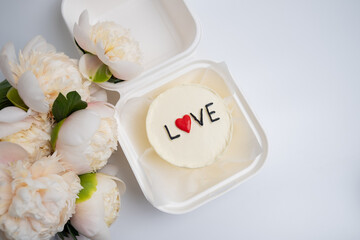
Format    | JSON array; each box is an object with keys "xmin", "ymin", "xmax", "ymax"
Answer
[{"xmin": 61, "ymin": 0, "xmax": 268, "ymax": 214}]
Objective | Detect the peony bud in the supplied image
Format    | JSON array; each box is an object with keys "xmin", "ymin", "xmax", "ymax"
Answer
[
  {"xmin": 71, "ymin": 173, "xmax": 125, "ymax": 240},
  {"xmin": 54, "ymin": 101, "xmax": 118, "ymax": 174}
]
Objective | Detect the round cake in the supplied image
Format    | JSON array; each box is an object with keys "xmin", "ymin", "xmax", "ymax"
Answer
[{"xmin": 146, "ymin": 84, "xmax": 233, "ymax": 168}]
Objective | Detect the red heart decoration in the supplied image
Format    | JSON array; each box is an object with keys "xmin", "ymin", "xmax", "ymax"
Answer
[{"xmin": 175, "ymin": 114, "xmax": 191, "ymax": 133}]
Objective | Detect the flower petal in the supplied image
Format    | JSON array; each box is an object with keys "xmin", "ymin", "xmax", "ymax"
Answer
[
  {"xmin": 79, "ymin": 54, "xmax": 103, "ymax": 80},
  {"xmin": 89, "ymin": 83, "xmax": 108, "ymax": 102},
  {"xmin": 108, "ymin": 61, "xmax": 143, "ymax": 81},
  {"xmin": 0, "ymin": 120, "xmax": 32, "ymax": 138},
  {"xmin": 57, "ymin": 143, "xmax": 91, "ymax": 174},
  {"xmin": 71, "ymin": 190, "xmax": 111, "ymax": 240},
  {"xmin": 22, "ymin": 35, "xmax": 55, "ymax": 58},
  {"xmin": 98, "ymin": 164, "xmax": 118, "ymax": 176},
  {"xmin": 74, "ymin": 24, "xmax": 96, "ymax": 55},
  {"xmin": 0, "ymin": 106, "xmax": 30, "ymax": 123},
  {"xmin": 117, "ymin": 179, "xmax": 126, "ymax": 195},
  {"xmin": 56, "ymin": 109, "xmax": 101, "ymax": 174},
  {"xmin": 86, "ymin": 101, "xmax": 114, "ymax": 118},
  {"xmin": 78, "ymin": 10, "xmax": 91, "ymax": 30},
  {"xmin": 91, "ymin": 227, "xmax": 111, "ymax": 240},
  {"xmin": 57, "ymin": 109, "xmax": 100, "ymax": 146},
  {"xmin": 0, "ymin": 142, "xmax": 29, "ymax": 164},
  {"xmin": 95, "ymin": 43, "xmax": 143, "ymax": 81},
  {"xmin": 98, "ymin": 173, "xmax": 126, "ymax": 195},
  {"xmin": 0, "ymin": 42, "xmax": 17, "ymax": 87},
  {"xmin": 17, "ymin": 71, "xmax": 49, "ymax": 113},
  {"xmin": 1, "ymin": 42, "xmax": 17, "ymax": 64},
  {"xmin": 0, "ymin": 56, "xmax": 16, "ymax": 87},
  {"xmin": 74, "ymin": 10, "xmax": 96, "ymax": 54}
]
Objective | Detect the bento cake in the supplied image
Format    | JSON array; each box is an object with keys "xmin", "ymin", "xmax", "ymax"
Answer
[{"xmin": 146, "ymin": 85, "xmax": 233, "ymax": 168}]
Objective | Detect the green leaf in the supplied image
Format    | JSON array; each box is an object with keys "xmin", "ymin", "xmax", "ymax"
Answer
[
  {"xmin": 67, "ymin": 224, "xmax": 78, "ymax": 240},
  {"xmin": 52, "ymin": 93, "xmax": 68, "ymax": 122},
  {"xmin": 52, "ymin": 91, "xmax": 87, "ymax": 122},
  {"xmin": 66, "ymin": 91, "xmax": 88, "ymax": 116},
  {"xmin": 107, "ymin": 76, "xmax": 125, "ymax": 84},
  {"xmin": 92, "ymin": 64, "xmax": 112, "ymax": 83},
  {"xmin": 0, "ymin": 80, "xmax": 14, "ymax": 110},
  {"xmin": 50, "ymin": 119, "xmax": 65, "ymax": 150},
  {"xmin": 57, "ymin": 221, "xmax": 79, "ymax": 240},
  {"xmin": 57, "ymin": 232, "xmax": 65, "ymax": 240},
  {"xmin": 6, "ymin": 87, "xmax": 28, "ymax": 111},
  {"xmin": 77, "ymin": 173, "xmax": 98, "ymax": 203}
]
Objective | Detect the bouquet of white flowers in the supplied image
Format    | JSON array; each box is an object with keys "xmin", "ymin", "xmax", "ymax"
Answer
[{"xmin": 0, "ymin": 11, "xmax": 141, "ymax": 239}]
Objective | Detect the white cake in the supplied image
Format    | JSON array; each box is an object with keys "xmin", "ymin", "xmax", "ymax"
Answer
[{"xmin": 146, "ymin": 84, "xmax": 233, "ymax": 168}]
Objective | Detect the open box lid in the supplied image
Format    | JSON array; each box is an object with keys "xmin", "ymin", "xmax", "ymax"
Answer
[{"xmin": 61, "ymin": 0, "xmax": 201, "ymax": 94}]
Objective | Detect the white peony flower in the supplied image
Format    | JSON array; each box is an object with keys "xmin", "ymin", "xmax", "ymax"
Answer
[
  {"xmin": 71, "ymin": 173, "xmax": 125, "ymax": 240},
  {"xmin": 1, "ymin": 112, "xmax": 52, "ymax": 159},
  {"xmin": 0, "ymin": 143, "xmax": 82, "ymax": 240},
  {"xmin": 54, "ymin": 101, "xmax": 118, "ymax": 174},
  {"xmin": 74, "ymin": 10, "xmax": 143, "ymax": 82},
  {"xmin": 0, "ymin": 36, "xmax": 91, "ymax": 113}
]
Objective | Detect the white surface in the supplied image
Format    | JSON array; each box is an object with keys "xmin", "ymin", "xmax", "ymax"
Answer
[{"xmin": 0, "ymin": 0, "xmax": 359, "ymax": 239}]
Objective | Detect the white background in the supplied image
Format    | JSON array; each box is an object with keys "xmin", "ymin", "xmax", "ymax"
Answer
[{"xmin": 1, "ymin": 0, "xmax": 360, "ymax": 239}]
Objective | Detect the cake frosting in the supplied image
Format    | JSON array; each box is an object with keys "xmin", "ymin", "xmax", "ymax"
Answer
[{"xmin": 146, "ymin": 84, "xmax": 233, "ymax": 168}]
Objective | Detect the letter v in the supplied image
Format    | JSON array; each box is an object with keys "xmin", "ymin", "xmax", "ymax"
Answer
[{"xmin": 190, "ymin": 108, "xmax": 203, "ymax": 126}]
